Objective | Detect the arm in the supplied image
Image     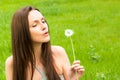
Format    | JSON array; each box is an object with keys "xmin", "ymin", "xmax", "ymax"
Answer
[
  {"xmin": 5, "ymin": 56, "xmax": 13, "ymax": 80},
  {"xmin": 60, "ymin": 47, "xmax": 71, "ymax": 80},
  {"xmin": 51, "ymin": 46, "xmax": 71, "ymax": 79}
]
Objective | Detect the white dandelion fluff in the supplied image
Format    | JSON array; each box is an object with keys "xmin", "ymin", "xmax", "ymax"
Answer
[{"xmin": 65, "ymin": 29, "xmax": 74, "ymax": 37}]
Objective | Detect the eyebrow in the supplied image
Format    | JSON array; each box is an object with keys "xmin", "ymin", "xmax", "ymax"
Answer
[{"xmin": 32, "ymin": 20, "xmax": 39, "ymax": 23}]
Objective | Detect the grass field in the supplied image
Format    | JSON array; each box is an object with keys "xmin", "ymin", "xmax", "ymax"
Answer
[{"xmin": 0, "ymin": 0, "xmax": 120, "ymax": 80}]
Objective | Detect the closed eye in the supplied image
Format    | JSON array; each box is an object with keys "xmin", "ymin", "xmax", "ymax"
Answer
[{"xmin": 32, "ymin": 23, "xmax": 37, "ymax": 27}]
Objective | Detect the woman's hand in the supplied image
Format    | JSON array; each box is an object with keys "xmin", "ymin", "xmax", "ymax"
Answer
[{"xmin": 70, "ymin": 60, "xmax": 85, "ymax": 80}]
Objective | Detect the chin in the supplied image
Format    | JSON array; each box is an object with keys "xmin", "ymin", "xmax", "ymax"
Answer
[{"xmin": 43, "ymin": 37, "xmax": 50, "ymax": 43}]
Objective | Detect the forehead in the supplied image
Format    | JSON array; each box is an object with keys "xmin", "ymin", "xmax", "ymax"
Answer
[{"xmin": 28, "ymin": 10, "xmax": 43, "ymax": 21}]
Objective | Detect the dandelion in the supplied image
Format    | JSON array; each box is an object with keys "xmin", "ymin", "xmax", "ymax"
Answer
[
  {"xmin": 65, "ymin": 29, "xmax": 78, "ymax": 80},
  {"xmin": 65, "ymin": 29, "xmax": 74, "ymax": 37},
  {"xmin": 65, "ymin": 29, "xmax": 76, "ymax": 61}
]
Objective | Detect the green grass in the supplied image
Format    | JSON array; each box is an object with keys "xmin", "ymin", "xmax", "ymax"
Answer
[{"xmin": 0, "ymin": 0, "xmax": 120, "ymax": 80}]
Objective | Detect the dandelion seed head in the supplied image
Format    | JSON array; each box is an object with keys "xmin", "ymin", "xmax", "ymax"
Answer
[{"xmin": 65, "ymin": 29, "xmax": 74, "ymax": 37}]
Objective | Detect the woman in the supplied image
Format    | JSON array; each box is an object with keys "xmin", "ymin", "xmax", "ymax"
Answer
[{"xmin": 5, "ymin": 6, "xmax": 84, "ymax": 80}]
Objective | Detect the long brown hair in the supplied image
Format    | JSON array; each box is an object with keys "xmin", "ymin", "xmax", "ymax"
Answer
[{"xmin": 11, "ymin": 6, "xmax": 60, "ymax": 80}]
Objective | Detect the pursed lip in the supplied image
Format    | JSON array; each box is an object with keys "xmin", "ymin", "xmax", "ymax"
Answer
[{"xmin": 43, "ymin": 31, "xmax": 49, "ymax": 36}]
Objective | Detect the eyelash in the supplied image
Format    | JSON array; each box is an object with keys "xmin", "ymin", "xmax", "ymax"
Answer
[
  {"xmin": 32, "ymin": 24, "xmax": 37, "ymax": 27},
  {"xmin": 32, "ymin": 19, "xmax": 46, "ymax": 27}
]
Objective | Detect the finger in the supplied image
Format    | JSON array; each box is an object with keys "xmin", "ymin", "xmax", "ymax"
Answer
[
  {"xmin": 73, "ymin": 60, "xmax": 80, "ymax": 65},
  {"xmin": 74, "ymin": 66, "xmax": 84, "ymax": 71},
  {"xmin": 71, "ymin": 65, "xmax": 84, "ymax": 72},
  {"xmin": 78, "ymin": 68, "xmax": 85, "ymax": 72},
  {"xmin": 71, "ymin": 64, "xmax": 80, "ymax": 69},
  {"xmin": 78, "ymin": 68, "xmax": 85, "ymax": 75}
]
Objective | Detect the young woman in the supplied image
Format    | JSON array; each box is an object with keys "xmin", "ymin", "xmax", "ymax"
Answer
[{"xmin": 5, "ymin": 6, "xmax": 85, "ymax": 80}]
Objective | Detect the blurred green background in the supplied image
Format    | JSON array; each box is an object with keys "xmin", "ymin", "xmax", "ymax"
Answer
[{"xmin": 0, "ymin": 0, "xmax": 120, "ymax": 80}]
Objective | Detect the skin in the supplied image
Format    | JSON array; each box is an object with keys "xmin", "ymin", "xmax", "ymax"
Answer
[{"xmin": 5, "ymin": 10, "xmax": 85, "ymax": 80}]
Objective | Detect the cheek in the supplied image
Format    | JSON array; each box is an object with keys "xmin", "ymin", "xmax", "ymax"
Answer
[
  {"xmin": 31, "ymin": 33, "xmax": 42, "ymax": 42},
  {"xmin": 30, "ymin": 29, "xmax": 43, "ymax": 42}
]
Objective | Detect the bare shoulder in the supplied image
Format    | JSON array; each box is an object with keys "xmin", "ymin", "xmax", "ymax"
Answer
[
  {"xmin": 51, "ymin": 45, "xmax": 70, "ymax": 63},
  {"xmin": 51, "ymin": 45, "xmax": 67, "ymax": 57},
  {"xmin": 5, "ymin": 55, "xmax": 13, "ymax": 67}
]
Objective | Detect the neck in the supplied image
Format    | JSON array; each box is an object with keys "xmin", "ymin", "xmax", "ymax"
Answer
[{"xmin": 33, "ymin": 43, "xmax": 42, "ymax": 64}]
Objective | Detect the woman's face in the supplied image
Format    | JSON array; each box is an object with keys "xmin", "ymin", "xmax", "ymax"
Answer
[{"xmin": 28, "ymin": 10, "xmax": 50, "ymax": 44}]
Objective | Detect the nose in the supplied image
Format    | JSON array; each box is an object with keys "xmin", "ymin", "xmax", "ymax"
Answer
[
  {"xmin": 42, "ymin": 26, "xmax": 46, "ymax": 30},
  {"xmin": 41, "ymin": 25, "xmax": 47, "ymax": 31}
]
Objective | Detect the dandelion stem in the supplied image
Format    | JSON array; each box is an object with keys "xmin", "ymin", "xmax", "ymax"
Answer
[
  {"xmin": 70, "ymin": 36, "xmax": 76, "ymax": 61},
  {"xmin": 70, "ymin": 36, "xmax": 78, "ymax": 80}
]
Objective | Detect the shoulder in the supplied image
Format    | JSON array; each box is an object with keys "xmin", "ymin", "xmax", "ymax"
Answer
[
  {"xmin": 51, "ymin": 45, "xmax": 70, "ymax": 63},
  {"xmin": 51, "ymin": 45, "xmax": 65, "ymax": 52},
  {"xmin": 51, "ymin": 45, "xmax": 67, "ymax": 57},
  {"xmin": 5, "ymin": 55, "xmax": 13, "ymax": 80},
  {"xmin": 5, "ymin": 55, "xmax": 13, "ymax": 68}
]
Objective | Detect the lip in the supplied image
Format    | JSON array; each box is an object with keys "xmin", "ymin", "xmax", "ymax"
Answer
[{"xmin": 43, "ymin": 31, "xmax": 49, "ymax": 36}]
